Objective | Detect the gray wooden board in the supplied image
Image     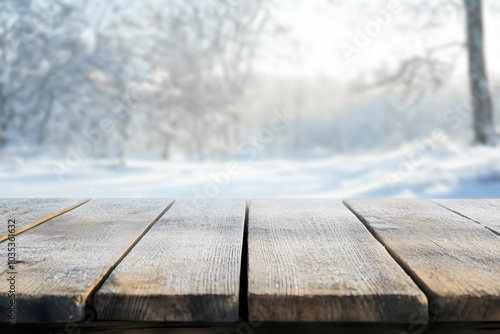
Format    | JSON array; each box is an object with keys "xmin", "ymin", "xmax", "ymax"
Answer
[
  {"xmin": 95, "ymin": 199, "xmax": 247, "ymax": 322},
  {"xmin": 0, "ymin": 198, "xmax": 173, "ymax": 323},
  {"xmin": 434, "ymin": 199, "xmax": 500, "ymax": 235},
  {"xmin": 247, "ymin": 199, "xmax": 427, "ymax": 323},
  {"xmin": 344, "ymin": 198, "xmax": 500, "ymax": 322},
  {"xmin": 0, "ymin": 198, "xmax": 89, "ymax": 242}
]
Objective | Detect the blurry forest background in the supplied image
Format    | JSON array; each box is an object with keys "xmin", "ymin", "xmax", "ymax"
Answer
[{"xmin": 0, "ymin": 0, "xmax": 499, "ymax": 198}]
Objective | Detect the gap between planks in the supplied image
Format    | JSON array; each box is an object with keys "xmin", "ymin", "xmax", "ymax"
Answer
[
  {"xmin": 433, "ymin": 199, "xmax": 500, "ymax": 236},
  {"xmin": 0, "ymin": 199, "xmax": 90, "ymax": 243},
  {"xmin": 0, "ymin": 199, "xmax": 176, "ymax": 323},
  {"xmin": 344, "ymin": 198, "xmax": 500, "ymax": 322},
  {"xmin": 84, "ymin": 200, "xmax": 176, "ymax": 310},
  {"xmin": 247, "ymin": 199, "xmax": 427, "ymax": 323},
  {"xmin": 94, "ymin": 199, "xmax": 247, "ymax": 322},
  {"xmin": 238, "ymin": 202, "xmax": 250, "ymax": 322}
]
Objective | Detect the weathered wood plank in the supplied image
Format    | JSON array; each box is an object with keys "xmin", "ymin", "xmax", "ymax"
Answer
[
  {"xmin": 344, "ymin": 198, "xmax": 500, "ymax": 322},
  {"xmin": 434, "ymin": 199, "xmax": 500, "ymax": 235},
  {"xmin": 247, "ymin": 199, "xmax": 427, "ymax": 323},
  {"xmin": 95, "ymin": 199, "xmax": 246, "ymax": 322},
  {"xmin": 0, "ymin": 198, "xmax": 173, "ymax": 323},
  {"xmin": 0, "ymin": 198, "xmax": 89, "ymax": 243}
]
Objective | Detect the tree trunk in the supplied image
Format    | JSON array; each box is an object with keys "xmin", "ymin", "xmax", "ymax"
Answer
[{"xmin": 464, "ymin": 0, "xmax": 496, "ymax": 144}]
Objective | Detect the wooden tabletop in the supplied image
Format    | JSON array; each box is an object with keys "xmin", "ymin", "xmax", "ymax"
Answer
[{"xmin": 0, "ymin": 198, "xmax": 499, "ymax": 333}]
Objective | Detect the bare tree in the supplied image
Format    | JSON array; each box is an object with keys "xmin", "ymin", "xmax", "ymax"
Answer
[
  {"xmin": 0, "ymin": 0, "xmax": 294, "ymax": 161},
  {"xmin": 138, "ymin": 0, "xmax": 275, "ymax": 160},
  {"xmin": 356, "ymin": 0, "xmax": 497, "ymax": 145}
]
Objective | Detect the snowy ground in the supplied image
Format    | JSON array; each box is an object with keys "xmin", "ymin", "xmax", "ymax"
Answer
[{"xmin": 1, "ymin": 144, "xmax": 499, "ymax": 198}]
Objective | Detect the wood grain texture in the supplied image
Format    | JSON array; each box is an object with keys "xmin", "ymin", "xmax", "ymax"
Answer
[
  {"xmin": 247, "ymin": 199, "xmax": 427, "ymax": 323},
  {"xmin": 0, "ymin": 198, "xmax": 89, "ymax": 243},
  {"xmin": 95, "ymin": 199, "xmax": 247, "ymax": 322},
  {"xmin": 345, "ymin": 198, "xmax": 500, "ymax": 322},
  {"xmin": 0, "ymin": 198, "xmax": 173, "ymax": 323},
  {"xmin": 434, "ymin": 199, "xmax": 500, "ymax": 235}
]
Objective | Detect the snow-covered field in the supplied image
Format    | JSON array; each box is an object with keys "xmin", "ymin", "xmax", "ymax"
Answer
[{"xmin": 1, "ymin": 144, "xmax": 499, "ymax": 198}]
